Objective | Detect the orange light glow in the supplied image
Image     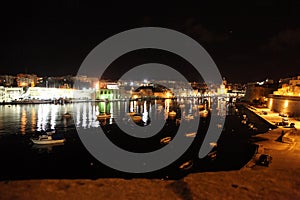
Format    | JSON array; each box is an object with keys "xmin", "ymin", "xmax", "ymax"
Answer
[
  {"xmin": 284, "ymin": 99, "xmax": 289, "ymax": 109},
  {"xmin": 269, "ymin": 98, "xmax": 273, "ymax": 108}
]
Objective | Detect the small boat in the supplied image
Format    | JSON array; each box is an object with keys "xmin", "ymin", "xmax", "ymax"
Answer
[
  {"xmin": 179, "ymin": 160, "xmax": 193, "ymax": 170},
  {"xmin": 198, "ymin": 104, "xmax": 204, "ymax": 109},
  {"xmin": 192, "ymin": 105, "xmax": 198, "ymax": 111},
  {"xmin": 160, "ymin": 136, "xmax": 172, "ymax": 144},
  {"xmin": 199, "ymin": 110, "xmax": 208, "ymax": 118},
  {"xmin": 179, "ymin": 104, "xmax": 185, "ymax": 109},
  {"xmin": 63, "ymin": 112, "xmax": 72, "ymax": 118},
  {"xmin": 157, "ymin": 105, "xmax": 163, "ymax": 111},
  {"xmin": 131, "ymin": 114, "xmax": 142, "ymax": 122},
  {"xmin": 184, "ymin": 114, "xmax": 194, "ymax": 120},
  {"xmin": 31, "ymin": 135, "xmax": 65, "ymax": 145},
  {"xmin": 127, "ymin": 112, "xmax": 136, "ymax": 116},
  {"xmin": 185, "ymin": 132, "xmax": 197, "ymax": 138},
  {"xmin": 97, "ymin": 113, "xmax": 111, "ymax": 119},
  {"xmin": 168, "ymin": 111, "xmax": 177, "ymax": 117}
]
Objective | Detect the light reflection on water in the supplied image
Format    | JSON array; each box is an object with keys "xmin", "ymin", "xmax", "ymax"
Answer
[{"xmin": 0, "ymin": 98, "xmax": 226, "ymax": 135}]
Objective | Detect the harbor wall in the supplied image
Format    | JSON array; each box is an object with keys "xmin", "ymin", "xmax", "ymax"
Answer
[{"xmin": 268, "ymin": 94, "xmax": 300, "ymax": 117}]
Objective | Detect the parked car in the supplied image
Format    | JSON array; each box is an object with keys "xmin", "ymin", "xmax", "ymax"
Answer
[
  {"xmin": 257, "ymin": 154, "xmax": 272, "ymax": 167},
  {"xmin": 262, "ymin": 111, "xmax": 268, "ymax": 115},
  {"xmin": 290, "ymin": 123, "xmax": 295, "ymax": 128},
  {"xmin": 279, "ymin": 113, "xmax": 288, "ymax": 117},
  {"xmin": 282, "ymin": 117, "xmax": 289, "ymax": 126},
  {"xmin": 282, "ymin": 123, "xmax": 295, "ymax": 128},
  {"xmin": 275, "ymin": 122, "xmax": 284, "ymax": 126}
]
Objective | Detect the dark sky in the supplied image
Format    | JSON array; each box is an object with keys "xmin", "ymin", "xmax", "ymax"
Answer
[{"xmin": 1, "ymin": 1, "xmax": 300, "ymax": 83}]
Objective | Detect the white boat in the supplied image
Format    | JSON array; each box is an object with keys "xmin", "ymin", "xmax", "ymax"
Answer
[
  {"xmin": 184, "ymin": 114, "xmax": 194, "ymax": 120},
  {"xmin": 179, "ymin": 104, "xmax": 185, "ymax": 109},
  {"xmin": 157, "ymin": 105, "xmax": 163, "ymax": 111},
  {"xmin": 31, "ymin": 135, "xmax": 65, "ymax": 145}
]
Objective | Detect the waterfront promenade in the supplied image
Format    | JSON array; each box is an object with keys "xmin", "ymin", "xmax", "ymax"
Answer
[{"xmin": 246, "ymin": 105, "xmax": 300, "ymax": 129}]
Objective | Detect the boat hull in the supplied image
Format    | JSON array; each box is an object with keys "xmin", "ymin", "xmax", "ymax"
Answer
[
  {"xmin": 97, "ymin": 114, "xmax": 111, "ymax": 119},
  {"xmin": 31, "ymin": 139, "xmax": 65, "ymax": 145}
]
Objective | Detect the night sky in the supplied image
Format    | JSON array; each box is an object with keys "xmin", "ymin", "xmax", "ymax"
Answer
[{"xmin": 1, "ymin": 1, "xmax": 300, "ymax": 83}]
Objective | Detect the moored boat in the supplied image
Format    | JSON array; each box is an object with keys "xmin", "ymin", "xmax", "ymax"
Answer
[
  {"xmin": 31, "ymin": 135, "xmax": 65, "ymax": 145},
  {"xmin": 199, "ymin": 110, "xmax": 208, "ymax": 118},
  {"xmin": 131, "ymin": 114, "xmax": 142, "ymax": 122},
  {"xmin": 97, "ymin": 113, "xmax": 111, "ymax": 119},
  {"xmin": 168, "ymin": 111, "xmax": 177, "ymax": 117},
  {"xmin": 63, "ymin": 112, "xmax": 72, "ymax": 118}
]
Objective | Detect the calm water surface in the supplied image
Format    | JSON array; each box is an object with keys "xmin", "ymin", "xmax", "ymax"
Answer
[{"xmin": 0, "ymin": 100, "xmax": 265, "ymax": 180}]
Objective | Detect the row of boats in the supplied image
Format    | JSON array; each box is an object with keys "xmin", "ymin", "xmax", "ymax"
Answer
[
  {"xmin": 32, "ymin": 104, "xmax": 209, "ymax": 145},
  {"xmin": 96, "ymin": 109, "xmax": 208, "ymax": 122}
]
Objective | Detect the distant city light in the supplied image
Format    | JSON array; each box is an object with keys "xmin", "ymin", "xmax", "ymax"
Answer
[{"xmin": 94, "ymin": 83, "xmax": 99, "ymax": 90}]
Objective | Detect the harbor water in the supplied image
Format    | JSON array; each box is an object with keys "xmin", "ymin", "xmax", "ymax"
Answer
[{"xmin": 0, "ymin": 100, "xmax": 269, "ymax": 180}]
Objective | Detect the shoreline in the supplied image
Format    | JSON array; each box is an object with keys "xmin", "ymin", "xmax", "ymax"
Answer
[{"xmin": 0, "ymin": 97, "xmax": 179, "ymax": 105}]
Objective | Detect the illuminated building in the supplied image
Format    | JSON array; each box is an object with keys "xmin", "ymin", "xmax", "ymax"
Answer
[
  {"xmin": 0, "ymin": 75, "xmax": 16, "ymax": 87},
  {"xmin": 273, "ymin": 76, "xmax": 300, "ymax": 96},
  {"xmin": 0, "ymin": 86, "xmax": 23, "ymax": 102},
  {"xmin": 95, "ymin": 82, "xmax": 120, "ymax": 100},
  {"xmin": 244, "ymin": 79, "xmax": 278, "ymax": 103},
  {"xmin": 268, "ymin": 75, "xmax": 300, "ymax": 117},
  {"xmin": 131, "ymin": 84, "xmax": 174, "ymax": 99},
  {"xmin": 16, "ymin": 74, "xmax": 38, "ymax": 87}
]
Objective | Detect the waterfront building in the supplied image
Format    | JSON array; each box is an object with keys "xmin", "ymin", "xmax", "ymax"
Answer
[
  {"xmin": 0, "ymin": 75, "xmax": 16, "ymax": 87},
  {"xmin": 217, "ymin": 83, "xmax": 227, "ymax": 95},
  {"xmin": 16, "ymin": 74, "xmax": 38, "ymax": 87},
  {"xmin": 0, "ymin": 86, "xmax": 23, "ymax": 102},
  {"xmin": 268, "ymin": 75, "xmax": 300, "ymax": 117},
  {"xmin": 95, "ymin": 82, "xmax": 120, "ymax": 100},
  {"xmin": 43, "ymin": 76, "xmax": 75, "ymax": 88},
  {"xmin": 26, "ymin": 87, "xmax": 75, "ymax": 100},
  {"xmin": 73, "ymin": 76, "xmax": 99, "ymax": 89},
  {"xmin": 131, "ymin": 84, "xmax": 174, "ymax": 99},
  {"xmin": 0, "ymin": 86, "xmax": 95, "ymax": 102},
  {"xmin": 274, "ymin": 76, "xmax": 300, "ymax": 96},
  {"xmin": 244, "ymin": 79, "xmax": 278, "ymax": 103}
]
